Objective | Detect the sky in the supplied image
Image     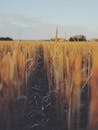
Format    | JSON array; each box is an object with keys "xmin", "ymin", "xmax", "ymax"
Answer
[{"xmin": 0, "ymin": 0, "xmax": 98, "ymax": 40}]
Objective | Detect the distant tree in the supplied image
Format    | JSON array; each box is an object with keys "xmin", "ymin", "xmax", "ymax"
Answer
[
  {"xmin": 69, "ymin": 35, "xmax": 86, "ymax": 41},
  {"xmin": 92, "ymin": 39, "xmax": 98, "ymax": 42},
  {"xmin": 0, "ymin": 37, "xmax": 13, "ymax": 41},
  {"xmin": 69, "ymin": 37, "xmax": 73, "ymax": 41}
]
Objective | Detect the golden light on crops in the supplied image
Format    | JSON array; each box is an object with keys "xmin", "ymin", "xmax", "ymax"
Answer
[{"xmin": 0, "ymin": 41, "xmax": 98, "ymax": 130}]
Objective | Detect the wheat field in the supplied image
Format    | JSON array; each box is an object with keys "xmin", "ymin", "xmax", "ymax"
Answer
[{"xmin": 0, "ymin": 41, "xmax": 98, "ymax": 130}]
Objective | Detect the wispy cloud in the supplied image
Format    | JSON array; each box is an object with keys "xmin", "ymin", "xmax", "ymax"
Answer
[
  {"xmin": 0, "ymin": 14, "xmax": 41, "ymax": 27},
  {"xmin": 0, "ymin": 13, "xmax": 97, "ymax": 40}
]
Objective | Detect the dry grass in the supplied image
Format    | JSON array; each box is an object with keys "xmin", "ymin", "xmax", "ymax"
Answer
[{"xmin": 0, "ymin": 40, "xmax": 98, "ymax": 130}]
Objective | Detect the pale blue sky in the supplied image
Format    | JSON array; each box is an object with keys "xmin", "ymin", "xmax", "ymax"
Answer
[{"xmin": 0, "ymin": 0, "xmax": 98, "ymax": 39}]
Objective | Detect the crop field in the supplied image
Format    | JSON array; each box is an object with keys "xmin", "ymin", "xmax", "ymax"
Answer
[{"xmin": 0, "ymin": 41, "xmax": 98, "ymax": 130}]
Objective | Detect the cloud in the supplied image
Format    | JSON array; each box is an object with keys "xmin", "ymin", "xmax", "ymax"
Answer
[
  {"xmin": 0, "ymin": 14, "xmax": 41, "ymax": 27},
  {"xmin": 0, "ymin": 13, "xmax": 43, "ymax": 39}
]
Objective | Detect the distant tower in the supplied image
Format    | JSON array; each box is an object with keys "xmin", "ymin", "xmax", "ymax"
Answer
[
  {"xmin": 65, "ymin": 32, "xmax": 66, "ymax": 41},
  {"xmin": 55, "ymin": 27, "xmax": 58, "ymax": 42}
]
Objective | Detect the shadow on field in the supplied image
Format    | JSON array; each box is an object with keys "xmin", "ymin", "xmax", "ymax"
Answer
[{"xmin": 24, "ymin": 45, "xmax": 63, "ymax": 130}]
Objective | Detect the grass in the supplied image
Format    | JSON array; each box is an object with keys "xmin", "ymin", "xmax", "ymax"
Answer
[{"xmin": 0, "ymin": 41, "xmax": 98, "ymax": 130}]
